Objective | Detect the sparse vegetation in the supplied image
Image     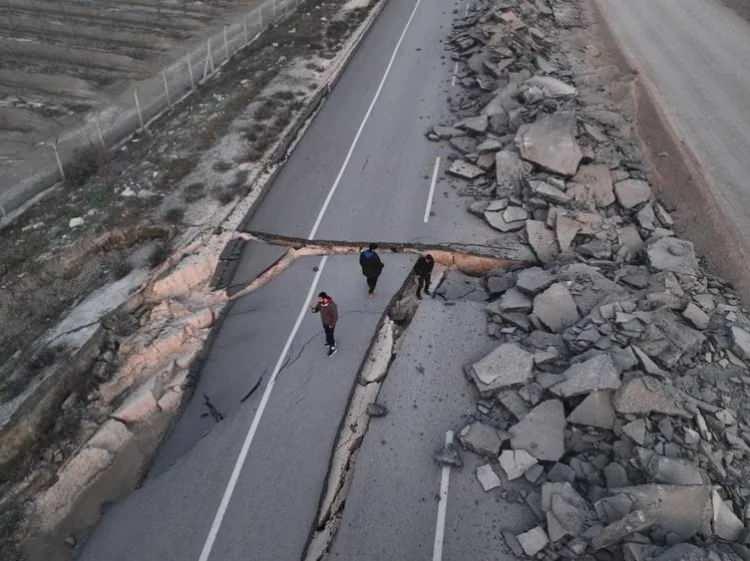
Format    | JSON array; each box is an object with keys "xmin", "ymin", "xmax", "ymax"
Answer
[
  {"xmin": 112, "ymin": 260, "xmax": 133, "ymax": 280},
  {"xmin": 164, "ymin": 207, "xmax": 185, "ymax": 224},
  {"xmin": 148, "ymin": 243, "xmax": 170, "ymax": 268},
  {"xmin": 183, "ymin": 182, "xmax": 206, "ymax": 203},
  {"xmin": 212, "ymin": 161, "xmax": 234, "ymax": 173},
  {"xmin": 254, "ymin": 98, "xmax": 276, "ymax": 121}
]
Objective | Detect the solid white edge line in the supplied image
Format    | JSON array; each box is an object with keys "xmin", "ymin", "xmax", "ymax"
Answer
[
  {"xmin": 198, "ymin": 0, "xmax": 425, "ymax": 558},
  {"xmin": 197, "ymin": 255, "xmax": 329, "ymax": 561},
  {"xmin": 432, "ymin": 430, "xmax": 454, "ymax": 561},
  {"xmin": 308, "ymin": 0, "xmax": 423, "ymax": 239},
  {"xmin": 423, "ymin": 156, "xmax": 441, "ymax": 223}
]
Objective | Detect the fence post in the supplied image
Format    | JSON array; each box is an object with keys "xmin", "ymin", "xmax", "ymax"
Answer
[
  {"xmin": 259, "ymin": 6, "xmax": 263, "ymax": 28},
  {"xmin": 162, "ymin": 70, "xmax": 172, "ymax": 106},
  {"xmin": 244, "ymin": 15, "xmax": 249, "ymax": 44},
  {"xmin": 134, "ymin": 88, "xmax": 145, "ymax": 131},
  {"xmin": 95, "ymin": 113, "xmax": 105, "ymax": 148},
  {"xmin": 272, "ymin": 0, "xmax": 277, "ymax": 20},
  {"xmin": 207, "ymin": 38, "xmax": 215, "ymax": 74},
  {"xmin": 187, "ymin": 56, "xmax": 195, "ymax": 90},
  {"xmin": 224, "ymin": 25, "xmax": 230, "ymax": 59},
  {"xmin": 51, "ymin": 142, "xmax": 65, "ymax": 182}
]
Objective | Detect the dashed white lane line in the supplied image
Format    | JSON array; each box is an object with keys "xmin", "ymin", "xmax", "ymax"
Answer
[
  {"xmin": 197, "ymin": 0, "xmax": 424, "ymax": 560},
  {"xmin": 424, "ymin": 156, "xmax": 441, "ymax": 223},
  {"xmin": 432, "ymin": 430, "xmax": 455, "ymax": 561},
  {"xmin": 451, "ymin": 61, "xmax": 458, "ymax": 86}
]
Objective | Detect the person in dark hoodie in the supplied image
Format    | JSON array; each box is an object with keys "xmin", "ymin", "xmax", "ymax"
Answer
[
  {"xmin": 414, "ymin": 254, "xmax": 434, "ymax": 300},
  {"xmin": 311, "ymin": 291, "xmax": 338, "ymax": 357},
  {"xmin": 359, "ymin": 244, "xmax": 384, "ymax": 297}
]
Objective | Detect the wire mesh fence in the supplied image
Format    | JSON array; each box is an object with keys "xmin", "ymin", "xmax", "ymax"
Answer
[{"xmin": 4, "ymin": 0, "xmax": 302, "ymax": 214}]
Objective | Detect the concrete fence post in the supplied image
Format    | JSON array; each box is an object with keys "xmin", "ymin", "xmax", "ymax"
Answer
[
  {"xmin": 224, "ymin": 25, "xmax": 230, "ymax": 59},
  {"xmin": 187, "ymin": 56, "xmax": 195, "ymax": 90},
  {"xmin": 95, "ymin": 113, "xmax": 105, "ymax": 148},
  {"xmin": 208, "ymin": 38, "xmax": 215, "ymax": 74},
  {"xmin": 259, "ymin": 6, "xmax": 263, "ymax": 28},
  {"xmin": 244, "ymin": 15, "xmax": 249, "ymax": 44},
  {"xmin": 162, "ymin": 70, "xmax": 172, "ymax": 106},
  {"xmin": 134, "ymin": 88, "xmax": 145, "ymax": 131},
  {"xmin": 272, "ymin": 0, "xmax": 277, "ymax": 20},
  {"xmin": 51, "ymin": 142, "xmax": 65, "ymax": 182}
]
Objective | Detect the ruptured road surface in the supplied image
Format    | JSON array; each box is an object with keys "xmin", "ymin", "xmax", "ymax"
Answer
[
  {"xmin": 594, "ymin": 0, "xmax": 750, "ymax": 256},
  {"xmin": 76, "ymin": 0, "xmax": 500, "ymax": 560}
]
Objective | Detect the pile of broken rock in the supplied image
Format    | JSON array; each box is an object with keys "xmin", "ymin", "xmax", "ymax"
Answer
[{"xmin": 430, "ymin": 0, "xmax": 750, "ymax": 560}]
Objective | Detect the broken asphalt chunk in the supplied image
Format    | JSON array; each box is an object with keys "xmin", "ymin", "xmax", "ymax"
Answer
[
  {"xmin": 434, "ymin": 441, "xmax": 463, "ymax": 468},
  {"xmin": 458, "ymin": 421, "xmax": 508, "ymax": 456},
  {"xmin": 509, "ymin": 399, "xmax": 566, "ymax": 461},
  {"xmin": 613, "ymin": 376, "xmax": 688, "ymax": 417},
  {"xmin": 550, "ymin": 354, "xmax": 620, "ymax": 398},
  {"xmin": 515, "ymin": 111, "xmax": 583, "ymax": 176},
  {"xmin": 567, "ymin": 390, "xmax": 616, "ymax": 429},
  {"xmin": 467, "ymin": 342, "xmax": 534, "ymax": 397},
  {"xmin": 499, "ymin": 449, "xmax": 538, "ymax": 480},
  {"xmin": 533, "ymin": 282, "xmax": 580, "ymax": 333}
]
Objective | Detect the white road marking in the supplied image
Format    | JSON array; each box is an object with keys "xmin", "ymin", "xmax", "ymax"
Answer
[
  {"xmin": 198, "ymin": 256, "xmax": 328, "ymax": 561},
  {"xmin": 197, "ymin": 0, "xmax": 425, "ymax": 559},
  {"xmin": 424, "ymin": 156, "xmax": 441, "ymax": 223},
  {"xmin": 451, "ymin": 61, "xmax": 458, "ymax": 86},
  {"xmin": 464, "ymin": 0, "xmax": 470, "ymax": 16},
  {"xmin": 432, "ymin": 430, "xmax": 454, "ymax": 561}
]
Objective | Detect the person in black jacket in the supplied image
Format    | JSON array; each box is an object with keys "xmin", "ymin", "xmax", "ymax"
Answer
[
  {"xmin": 359, "ymin": 244, "xmax": 384, "ymax": 297},
  {"xmin": 414, "ymin": 254, "xmax": 434, "ymax": 299}
]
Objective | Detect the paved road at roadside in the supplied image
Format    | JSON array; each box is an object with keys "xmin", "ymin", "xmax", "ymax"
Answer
[
  {"xmin": 595, "ymin": 0, "xmax": 750, "ymax": 248},
  {"xmin": 76, "ymin": 0, "xmax": 496, "ymax": 559}
]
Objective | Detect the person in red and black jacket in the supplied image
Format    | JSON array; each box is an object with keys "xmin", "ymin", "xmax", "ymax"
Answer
[{"xmin": 311, "ymin": 291, "xmax": 338, "ymax": 357}]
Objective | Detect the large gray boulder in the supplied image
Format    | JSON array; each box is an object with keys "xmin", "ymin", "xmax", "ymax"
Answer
[
  {"xmin": 614, "ymin": 179, "xmax": 652, "ymax": 209},
  {"xmin": 646, "ymin": 237, "xmax": 699, "ymax": 274}
]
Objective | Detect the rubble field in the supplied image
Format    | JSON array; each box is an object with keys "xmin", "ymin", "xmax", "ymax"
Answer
[
  {"xmin": 0, "ymin": 0, "xmax": 261, "ymax": 169},
  {"xmin": 424, "ymin": 0, "xmax": 750, "ymax": 559}
]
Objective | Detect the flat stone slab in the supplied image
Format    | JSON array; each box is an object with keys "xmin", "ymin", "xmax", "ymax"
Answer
[
  {"xmin": 516, "ymin": 526, "xmax": 549, "ymax": 557},
  {"xmin": 551, "ymin": 354, "xmax": 621, "ymax": 398},
  {"xmin": 515, "ymin": 111, "xmax": 582, "ymax": 176},
  {"xmin": 510, "ymin": 399, "xmax": 566, "ymax": 461},
  {"xmin": 533, "ymin": 283, "xmax": 580, "ymax": 332},
  {"xmin": 495, "ymin": 149, "xmax": 526, "ymax": 190},
  {"xmin": 525, "ymin": 75, "xmax": 577, "ymax": 98},
  {"xmin": 567, "ymin": 390, "xmax": 616, "ymax": 429},
  {"xmin": 614, "ymin": 179, "xmax": 652, "ymax": 209},
  {"xmin": 613, "ymin": 376, "xmax": 689, "ymax": 417},
  {"xmin": 459, "ymin": 421, "xmax": 507, "ymax": 456},
  {"xmin": 499, "ymin": 287, "xmax": 532, "ymax": 313},
  {"xmin": 484, "ymin": 209, "xmax": 526, "ymax": 232},
  {"xmin": 476, "ymin": 463, "xmax": 502, "ymax": 491},
  {"xmin": 447, "ymin": 160, "xmax": 485, "ymax": 179},
  {"xmin": 526, "ymin": 220, "xmax": 560, "ymax": 264},
  {"xmin": 530, "ymin": 181, "xmax": 572, "ymax": 205},
  {"xmin": 499, "ymin": 449, "xmax": 538, "ymax": 480},
  {"xmin": 646, "ymin": 237, "xmax": 699, "ymax": 274},
  {"xmin": 516, "ymin": 266, "xmax": 555, "ymax": 295},
  {"xmin": 570, "ymin": 164, "xmax": 615, "ymax": 208},
  {"xmin": 469, "ymin": 342, "xmax": 534, "ymax": 396}
]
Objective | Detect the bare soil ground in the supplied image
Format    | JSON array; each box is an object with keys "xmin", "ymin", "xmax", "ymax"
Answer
[{"xmin": 0, "ymin": 0, "xmax": 259, "ymax": 165}]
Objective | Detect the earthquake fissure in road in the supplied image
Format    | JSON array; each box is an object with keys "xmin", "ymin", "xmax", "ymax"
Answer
[
  {"xmin": 304, "ymin": 266, "xmax": 427, "ymax": 561},
  {"xmin": 420, "ymin": 0, "xmax": 750, "ymax": 559}
]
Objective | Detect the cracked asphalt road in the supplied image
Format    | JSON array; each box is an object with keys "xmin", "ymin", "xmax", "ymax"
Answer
[{"xmin": 75, "ymin": 0, "xmax": 499, "ymax": 559}]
